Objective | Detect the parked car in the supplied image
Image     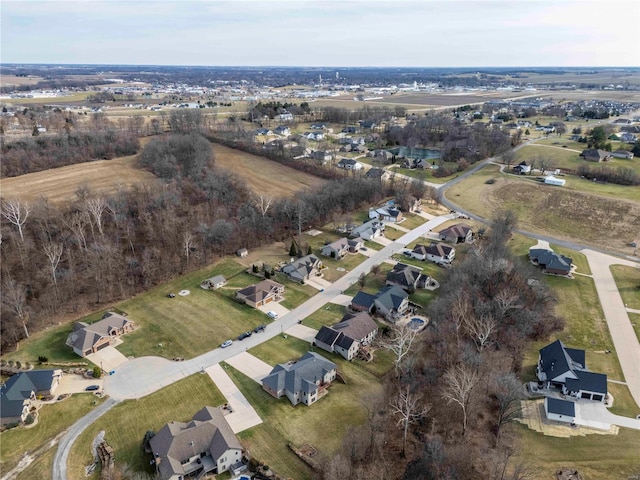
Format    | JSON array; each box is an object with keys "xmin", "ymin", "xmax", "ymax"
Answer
[
  {"xmin": 403, "ymin": 250, "xmax": 412, "ymax": 257},
  {"xmin": 220, "ymin": 340, "xmax": 233, "ymax": 348},
  {"xmin": 267, "ymin": 311, "xmax": 279, "ymax": 319},
  {"xmin": 238, "ymin": 331, "xmax": 253, "ymax": 341},
  {"xmin": 254, "ymin": 324, "xmax": 266, "ymax": 333},
  {"xmin": 85, "ymin": 385, "xmax": 100, "ymax": 391}
]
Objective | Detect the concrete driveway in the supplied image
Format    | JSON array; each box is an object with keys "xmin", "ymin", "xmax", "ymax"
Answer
[
  {"xmin": 285, "ymin": 324, "xmax": 318, "ymax": 343},
  {"xmin": 205, "ymin": 364, "xmax": 262, "ymax": 433},
  {"xmin": 224, "ymin": 352, "xmax": 273, "ymax": 383},
  {"xmin": 305, "ymin": 276, "xmax": 332, "ymax": 291},
  {"xmin": 576, "ymin": 401, "xmax": 640, "ymax": 430},
  {"xmin": 329, "ymin": 294, "xmax": 354, "ymax": 307},
  {"xmin": 372, "ymin": 236, "xmax": 393, "ymax": 247},
  {"xmin": 257, "ymin": 302, "xmax": 290, "ymax": 318},
  {"xmin": 55, "ymin": 373, "xmax": 104, "ymax": 395},
  {"xmin": 87, "ymin": 346, "xmax": 129, "ymax": 373}
]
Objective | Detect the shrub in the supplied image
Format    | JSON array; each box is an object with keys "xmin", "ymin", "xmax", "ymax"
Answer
[
  {"xmin": 15, "ymin": 361, "xmax": 22, "ymax": 369},
  {"xmin": 38, "ymin": 355, "xmax": 48, "ymax": 363},
  {"xmin": 25, "ymin": 413, "xmax": 35, "ymax": 425},
  {"xmin": 92, "ymin": 366, "xmax": 102, "ymax": 378},
  {"xmin": 485, "ymin": 178, "xmax": 496, "ymax": 185}
]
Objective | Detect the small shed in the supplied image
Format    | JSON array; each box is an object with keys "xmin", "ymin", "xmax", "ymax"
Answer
[
  {"xmin": 201, "ymin": 275, "xmax": 227, "ymax": 290},
  {"xmin": 544, "ymin": 175, "xmax": 566, "ymax": 186},
  {"xmin": 544, "ymin": 397, "xmax": 575, "ymax": 424},
  {"xmin": 236, "ymin": 248, "xmax": 249, "ymax": 258}
]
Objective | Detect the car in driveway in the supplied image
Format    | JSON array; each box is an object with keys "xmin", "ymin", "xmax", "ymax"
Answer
[
  {"xmin": 267, "ymin": 311, "xmax": 279, "ymax": 319},
  {"xmin": 220, "ymin": 340, "xmax": 233, "ymax": 348},
  {"xmin": 85, "ymin": 385, "xmax": 100, "ymax": 391},
  {"xmin": 238, "ymin": 331, "xmax": 253, "ymax": 341}
]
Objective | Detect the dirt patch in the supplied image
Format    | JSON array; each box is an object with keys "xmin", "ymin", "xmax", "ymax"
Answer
[
  {"xmin": 211, "ymin": 143, "xmax": 327, "ymax": 197},
  {"xmin": 0, "ymin": 155, "xmax": 157, "ymax": 204}
]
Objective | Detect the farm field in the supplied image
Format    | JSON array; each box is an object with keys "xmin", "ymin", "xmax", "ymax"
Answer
[
  {"xmin": 0, "ymin": 154, "xmax": 157, "ymax": 203},
  {"xmin": 444, "ymin": 164, "xmax": 640, "ymax": 255},
  {"xmin": 211, "ymin": 143, "xmax": 327, "ymax": 197}
]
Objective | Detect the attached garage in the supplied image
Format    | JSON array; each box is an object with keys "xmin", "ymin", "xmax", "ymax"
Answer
[{"xmin": 545, "ymin": 397, "xmax": 575, "ymax": 424}]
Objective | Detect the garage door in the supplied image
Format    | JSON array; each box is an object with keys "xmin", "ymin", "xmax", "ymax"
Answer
[
  {"xmin": 592, "ymin": 394, "xmax": 603, "ymax": 402},
  {"xmin": 96, "ymin": 342, "xmax": 110, "ymax": 351},
  {"xmin": 581, "ymin": 392, "xmax": 592, "ymax": 400}
]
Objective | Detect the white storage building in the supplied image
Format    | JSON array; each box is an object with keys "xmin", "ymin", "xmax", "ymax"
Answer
[{"xmin": 544, "ymin": 175, "xmax": 566, "ymax": 186}]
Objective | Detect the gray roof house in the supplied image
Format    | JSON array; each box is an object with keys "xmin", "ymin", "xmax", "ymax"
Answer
[
  {"xmin": 411, "ymin": 243, "xmax": 455, "ymax": 264},
  {"xmin": 365, "ymin": 167, "xmax": 390, "ymax": 180},
  {"xmin": 201, "ymin": 275, "xmax": 227, "ymax": 290},
  {"xmin": 439, "ymin": 223, "xmax": 473, "ymax": 244},
  {"xmin": 351, "ymin": 285, "xmax": 409, "ymax": 322},
  {"xmin": 1, "ymin": 369, "xmax": 63, "ymax": 426},
  {"xmin": 236, "ymin": 279, "xmax": 284, "ymax": 308},
  {"xmin": 385, "ymin": 263, "xmax": 431, "ymax": 292},
  {"xmin": 544, "ymin": 397, "xmax": 576, "ymax": 424},
  {"xmin": 337, "ymin": 158, "xmax": 364, "ymax": 170},
  {"xmin": 529, "ymin": 248, "xmax": 572, "ymax": 276},
  {"xmin": 580, "ymin": 149, "xmax": 610, "ymax": 162},
  {"xmin": 281, "ymin": 254, "xmax": 322, "ymax": 283},
  {"xmin": 149, "ymin": 406, "xmax": 243, "ymax": 480},
  {"xmin": 314, "ymin": 312, "xmax": 378, "ymax": 360},
  {"xmin": 350, "ymin": 220, "xmax": 384, "ymax": 240},
  {"xmin": 262, "ymin": 352, "xmax": 337, "ymax": 406},
  {"xmin": 66, "ymin": 312, "xmax": 135, "ymax": 357},
  {"xmin": 536, "ymin": 340, "xmax": 607, "ymax": 402},
  {"xmin": 321, "ymin": 238, "xmax": 350, "ymax": 259}
]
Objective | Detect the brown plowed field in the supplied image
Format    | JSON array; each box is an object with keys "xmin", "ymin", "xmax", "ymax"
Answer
[
  {"xmin": 0, "ymin": 155, "xmax": 157, "ymax": 203},
  {"xmin": 211, "ymin": 142, "xmax": 327, "ymax": 197}
]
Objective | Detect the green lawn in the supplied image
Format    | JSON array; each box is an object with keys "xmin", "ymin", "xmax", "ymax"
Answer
[
  {"xmin": 507, "ymin": 233, "xmax": 538, "ymax": 257},
  {"xmin": 610, "ymin": 265, "xmax": 640, "ymax": 310},
  {"xmin": 0, "ymin": 394, "xmax": 106, "ymax": 475},
  {"xmin": 607, "ymin": 382, "xmax": 640, "ymax": 418},
  {"xmin": 16, "ymin": 448, "xmax": 54, "ymax": 480},
  {"xmin": 229, "ymin": 336, "xmax": 391, "ymax": 480},
  {"xmin": 320, "ymin": 253, "xmax": 367, "ymax": 283},
  {"xmin": 514, "ymin": 423, "xmax": 640, "ymax": 480},
  {"xmin": 343, "ymin": 263, "xmax": 394, "ymax": 296},
  {"xmin": 272, "ymin": 273, "xmax": 317, "ymax": 310},
  {"xmin": 67, "ymin": 373, "xmax": 226, "ymax": 480},
  {"xmin": 398, "ymin": 212, "xmax": 427, "ymax": 230},
  {"xmin": 383, "ymin": 227, "xmax": 404, "ymax": 241},
  {"xmin": 303, "ymin": 303, "xmax": 346, "ymax": 330},
  {"xmin": 629, "ymin": 313, "xmax": 640, "ymax": 344}
]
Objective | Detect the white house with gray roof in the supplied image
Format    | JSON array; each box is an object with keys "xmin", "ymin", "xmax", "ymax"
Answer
[
  {"xmin": 150, "ymin": 406, "xmax": 243, "ymax": 479},
  {"xmin": 314, "ymin": 312, "xmax": 378, "ymax": 360},
  {"xmin": 281, "ymin": 254, "xmax": 322, "ymax": 283},
  {"xmin": 262, "ymin": 352, "xmax": 337, "ymax": 406},
  {"xmin": 350, "ymin": 219, "xmax": 384, "ymax": 241}
]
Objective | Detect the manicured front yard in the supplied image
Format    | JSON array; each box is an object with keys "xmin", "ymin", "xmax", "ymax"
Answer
[
  {"xmin": 302, "ymin": 303, "xmax": 346, "ymax": 330},
  {"xmin": 0, "ymin": 394, "xmax": 106, "ymax": 475},
  {"xmin": 67, "ymin": 373, "xmax": 226, "ymax": 480},
  {"xmin": 550, "ymin": 244, "xmax": 592, "ymax": 275},
  {"xmin": 398, "ymin": 212, "xmax": 427, "ymax": 230}
]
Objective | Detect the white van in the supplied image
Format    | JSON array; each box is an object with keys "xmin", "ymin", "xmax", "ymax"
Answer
[{"xmin": 267, "ymin": 311, "xmax": 279, "ymax": 319}]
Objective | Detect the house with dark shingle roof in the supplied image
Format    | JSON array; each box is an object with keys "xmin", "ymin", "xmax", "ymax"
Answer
[
  {"xmin": 351, "ymin": 285, "xmax": 409, "ymax": 322},
  {"xmin": 1, "ymin": 369, "xmax": 63, "ymax": 426},
  {"xmin": 365, "ymin": 167, "xmax": 390, "ymax": 181},
  {"xmin": 536, "ymin": 340, "xmax": 607, "ymax": 402},
  {"xmin": 544, "ymin": 397, "xmax": 576, "ymax": 424},
  {"xmin": 337, "ymin": 158, "xmax": 363, "ymax": 170},
  {"xmin": 580, "ymin": 149, "xmax": 610, "ymax": 162},
  {"xmin": 350, "ymin": 220, "xmax": 384, "ymax": 240},
  {"xmin": 262, "ymin": 352, "xmax": 337, "ymax": 406},
  {"xmin": 411, "ymin": 243, "xmax": 455, "ymax": 264},
  {"xmin": 149, "ymin": 406, "xmax": 243, "ymax": 479},
  {"xmin": 235, "ymin": 279, "xmax": 284, "ymax": 308},
  {"xmin": 66, "ymin": 312, "xmax": 134, "ymax": 357},
  {"xmin": 321, "ymin": 238, "xmax": 350, "ymax": 259},
  {"xmin": 439, "ymin": 223, "xmax": 473, "ymax": 244},
  {"xmin": 314, "ymin": 312, "xmax": 378, "ymax": 360},
  {"xmin": 385, "ymin": 263, "xmax": 432, "ymax": 292},
  {"xmin": 529, "ymin": 248, "xmax": 572, "ymax": 276},
  {"xmin": 281, "ymin": 254, "xmax": 322, "ymax": 283}
]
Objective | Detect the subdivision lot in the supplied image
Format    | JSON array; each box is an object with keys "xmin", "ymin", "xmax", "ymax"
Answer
[
  {"xmin": 67, "ymin": 373, "xmax": 226, "ymax": 480},
  {"xmin": 445, "ymin": 164, "xmax": 640, "ymax": 255},
  {"xmin": 211, "ymin": 142, "xmax": 327, "ymax": 197},
  {"xmin": 610, "ymin": 265, "xmax": 640, "ymax": 310},
  {"xmin": 0, "ymin": 154, "xmax": 157, "ymax": 203}
]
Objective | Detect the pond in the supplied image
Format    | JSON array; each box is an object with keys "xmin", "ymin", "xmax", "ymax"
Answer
[{"xmin": 387, "ymin": 146, "xmax": 440, "ymax": 160}]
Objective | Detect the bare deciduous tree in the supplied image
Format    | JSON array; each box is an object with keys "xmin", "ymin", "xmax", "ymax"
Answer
[
  {"xmin": 379, "ymin": 323, "xmax": 420, "ymax": 376},
  {"xmin": 494, "ymin": 289, "xmax": 522, "ymax": 318},
  {"xmin": 43, "ymin": 241, "xmax": 64, "ymax": 292},
  {"xmin": 492, "ymin": 372, "xmax": 525, "ymax": 443},
  {"xmin": 63, "ymin": 212, "xmax": 88, "ymax": 250},
  {"xmin": 85, "ymin": 197, "xmax": 108, "ymax": 237},
  {"xmin": 391, "ymin": 385, "xmax": 430, "ymax": 456},
  {"xmin": 2, "ymin": 278, "xmax": 29, "ymax": 338},
  {"xmin": 256, "ymin": 195, "xmax": 273, "ymax": 217},
  {"xmin": 183, "ymin": 231, "xmax": 195, "ymax": 266},
  {"xmin": 464, "ymin": 313, "xmax": 497, "ymax": 352},
  {"xmin": 1, "ymin": 199, "xmax": 31, "ymax": 241},
  {"xmin": 441, "ymin": 364, "xmax": 479, "ymax": 436}
]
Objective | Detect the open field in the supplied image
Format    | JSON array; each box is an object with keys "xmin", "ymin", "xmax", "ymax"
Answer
[
  {"xmin": 0, "ymin": 394, "xmax": 106, "ymax": 475},
  {"xmin": 67, "ymin": 373, "xmax": 226, "ymax": 480},
  {"xmin": 211, "ymin": 143, "xmax": 326, "ymax": 197},
  {"xmin": 445, "ymin": 164, "xmax": 640, "ymax": 256},
  {"xmin": 0, "ymin": 75, "xmax": 45, "ymax": 86},
  {"xmin": 0, "ymin": 154, "xmax": 157, "ymax": 203},
  {"xmin": 610, "ymin": 265, "xmax": 640, "ymax": 310}
]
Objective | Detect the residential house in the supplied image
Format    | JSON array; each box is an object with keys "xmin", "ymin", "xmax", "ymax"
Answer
[
  {"xmin": 351, "ymin": 285, "xmax": 409, "ymax": 322},
  {"xmin": 149, "ymin": 406, "xmax": 243, "ymax": 480},
  {"xmin": 314, "ymin": 312, "xmax": 378, "ymax": 360},
  {"xmin": 339, "ymin": 143, "xmax": 352, "ymax": 153},
  {"xmin": 342, "ymin": 126, "xmax": 357, "ymax": 134},
  {"xmin": 254, "ymin": 128, "xmax": 272, "ymax": 136},
  {"xmin": 619, "ymin": 132, "xmax": 637, "ymax": 144},
  {"xmin": 439, "ymin": 223, "xmax": 473, "ymax": 244},
  {"xmin": 274, "ymin": 125, "xmax": 291, "ymax": 136},
  {"xmin": 365, "ymin": 167, "xmax": 390, "ymax": 181},
  {"xmin": 66, "ymin": 312, "xmax": 135, "ymax": 357},
  {"xmin": 544, "ymin": 397, "xmax": 576, "ymax": 425},
  {"xmin": 235, "ymin": 279, "xmax": 284, "ymax": 308},
  {"xmin": 513, "ymin": 161, "xmax": 531, "ymax": 174},
  {"xmin": 321, "ymin": 238, "xmax": 350, "ymax": 259},
  {"xmin": 536, "ymin": 340, "xmax": 607, "ymax": 402},
  {"xmin": 337, "ymin": 158, "xmax": 364, "ymax": 170},
  {"xmin": 620, "ymin": 125, "xmax": 640, "ymax": 134},
  {"xmin": 281, "ymin": 254, "xmax": 322, "ymax": 283},
  {"xmin": 303, "ymin": 131, "xmax": 324, "ymax": 141},
  {"xmin": 347, "ymin": 238, "xmax": 364, "ymax": 253},
  {"xmin": 350, "ymin": 220, "xmax": 384, "ymax": 240},
  {"xmin": 278, "ymin": 112, "xmax": 294, "ymax": 121},
  {"xmin": 368, "ymin": 149, "xmax": 393, "ymax": 163},
  {"xmin": 360, "ymin": 120, "xmax": 377, "ymax": 130},
  {"xmin": 611, "ymin": 150, "xmax": 634, "ymax": 159},
  {"xmin": 311, "ymin": 123, "xmax": 327, "ymax": 130},
  {"xmin": 529, "ymin": 248, "xmax": 572, "ymax": 276},
  {"xmin": 262, "ymin": 352, "xmax": 337, "ymax": 406},
  {"xmin": 201, "ymin": 275, "xmax": 227, "ymax": 290},
  {"xmin": 385, "ymin": 263, "xmax": 432, "ymax": 292},
  {"xmin": 580, "ymin": 149, "xmax": 610, "ymax": 162},
  {"xmin": 369, "ymin": 206, "xmax": 403, "ymax": 223},
  {"xmin": 311, "ymin": 150, "xmax": 333, "ymax": 163},
  {"xmin": 411, "ymin": 243, "xmax": 455, "ymax": 264},
  {"xmin": 236, "ymin": 248, "xmax": 248, "ymax": 258},
  {"xmin": 612, "ymin": 118, "xmax": 632, "ymax": 125},
  {"xmin": 1, "ymin": 369, "xmax": 63, "ymax": 426}
]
